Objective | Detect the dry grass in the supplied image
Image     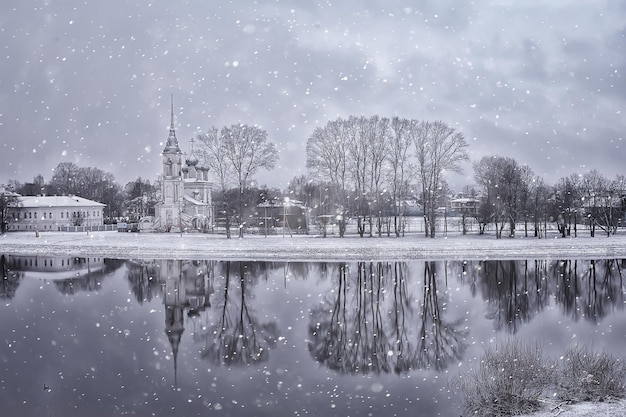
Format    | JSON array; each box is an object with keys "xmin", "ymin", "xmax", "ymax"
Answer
[
  {"xmin": 557, "ymin": 344, "xmax": 626, "ymax": 403},
  {"xmin": 457, "ymin": 341, "xmax": 626, "ymax": 416},
  {"xmin": 458, "ymin": 340, "xmax": 556, "ymax": 416}
]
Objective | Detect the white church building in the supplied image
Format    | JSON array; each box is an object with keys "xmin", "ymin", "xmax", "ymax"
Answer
[{"xmin": 150, "ymin": 97, "xmax": 213, "ymax": 232}]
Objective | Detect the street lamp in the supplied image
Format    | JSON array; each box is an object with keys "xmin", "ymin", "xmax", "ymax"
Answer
[{"xmin": 283, "ymin": 197, "xmax": 290, "ymax": 237}]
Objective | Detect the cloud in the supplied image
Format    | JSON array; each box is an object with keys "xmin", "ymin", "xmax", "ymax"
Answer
[{"xmin": 1, "ymin": 0, "xmax": 624, "ymax": 190}]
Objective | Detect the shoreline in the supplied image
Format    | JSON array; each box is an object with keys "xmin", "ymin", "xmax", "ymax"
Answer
[{"xmin": 2, "ymin": 230, "xmax": 626, "ymax": 261}]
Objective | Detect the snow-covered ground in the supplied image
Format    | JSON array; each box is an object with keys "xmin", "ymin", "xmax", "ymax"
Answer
[
  {"xmin": 2, "ymin": 229, "xmax": 626, "ymax": 261},
  {"xmin": 517, "ymin": 399, "xmax": 626, "ymax": 417}
]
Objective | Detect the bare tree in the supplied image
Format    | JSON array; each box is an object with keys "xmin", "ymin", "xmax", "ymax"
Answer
[
  {"xmin": 305, "ymin": 119, "xmax": 350, "ymax": 236},
  {"xmin": 76, "ymin": 167, "xmax": 116, "ymax": 204},
  {"xmin": 306, "ymin": 120, "xmax": 348, "ymax": 190},
  {"xmin": 517, "ymin": 165, "xmax": 538, "ymax": 237},
  {"xmin": 366, "ymin": 116, "xmax": 390, "ymax": 237},
  {"xmin": 345, "ymin": 117, "xmax": 372, "ymax": 237},
  {"xmin": 414, "ymin": 121, "xmax": 469, "ymax": 238},
  {"xmin": 48, "ymin": 162, "xmax": 81, "ymax": 195},
  {"xmin": 553, "ymin": 174, "xmax": 583, "ymax": 238},
  {"xmin": 221, "ymin": 124, "xmax": 278, "ymax": 238},
  {"xmin": 387, "ymin": 117, "xmax": 416, "ymax": 237},
  {"xmin": 593, "ymin": 175, "xmax": 624, "ymax": 237},
  {"xmin": 0, "ymin": 187, "xmax": 19, "ymax": 234},
  {"xmin": 580, "ymin": 169, "xmax": 610, "ymax": 237},
  {"xmin": 474, "ymin": 156, "xmax": 524, "ymax": 238},
  {"xmin": 196, "ymin": 127, "xmax": 237, "ymax": 237},
  {"xmin": 196, "ymin": 127, "xmax": 234, "ymax": 194},
  {"xmin": 530, "ymin": 178, "xmax": 551, "ymax": 238}
]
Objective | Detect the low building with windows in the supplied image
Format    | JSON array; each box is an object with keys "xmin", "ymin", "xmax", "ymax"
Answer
[
  {"xmin": 8, "ymin": 195, "xmax": 105, "ymax": 232},
  {"xmin": 450, "ymin": 197, "xmax": 480, "ymax": 216}
]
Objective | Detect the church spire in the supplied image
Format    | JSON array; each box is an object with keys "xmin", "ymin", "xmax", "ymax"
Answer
[
  {"xmin": 163, "ymin": 93, "xmax": 181, "ymax": 154},
  {"xmin": 170, "ymin": 93, "xmax": 175, "ymax": 131}
]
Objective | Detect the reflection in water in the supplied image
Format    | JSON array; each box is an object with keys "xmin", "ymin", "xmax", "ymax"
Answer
[
  {"xmin": 3, "ymin": 254, "xmax": 123, "ymax": 296},
  {"xmin": 1, "ymin": 254, "xmax": 624, "ymax": 416},
  {"xmin": 196, "ymin": 261, "xmax": 279, "ymax": 367},
  {"xmin": 417, "ymin": 261, "xmax": 468, "ymax": 371},
  {"xmin": 553, "ymin": 259, "xmax": 625, "ymax": 323},
  {"xmin": 0, "ymin": 255, "xmax": 23, "ymax": 299},
  {"xmin": 126, "ymin": 260, "xmax": 279, "ymax": 370},
  {"xmin": 465, "ymin": 259, "xmax": 625, "ymax": 332},
  {"xmin": 308, "ymin": 261, "xmax": 468, "ymax": 374}
]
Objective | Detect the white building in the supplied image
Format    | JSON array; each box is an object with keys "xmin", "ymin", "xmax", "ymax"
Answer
[
  {"xmin": 450, "ymin": 197, "xmax": 480, "ymax": 216},
  {"xmin": 152, "ymin": 96, "xmax": 213, "ymax": 232},
  {"xmin": 8, "ymin": 195, "xmax": 105, "ymax": 232}
]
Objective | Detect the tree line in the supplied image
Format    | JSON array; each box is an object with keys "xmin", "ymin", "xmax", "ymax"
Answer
[{"xmin": 2, "ymin": 115, "xmax": 625, "ymax": 238}]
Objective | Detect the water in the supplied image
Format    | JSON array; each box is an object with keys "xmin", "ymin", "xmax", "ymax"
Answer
[{"xmin": 1, "ymin": 255, "xmax": 625, "ymax": 416}]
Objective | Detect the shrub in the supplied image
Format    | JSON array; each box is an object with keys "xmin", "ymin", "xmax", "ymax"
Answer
[
  {"xmin": 557, "ymin": 344, "xmax": 626, "ymax": 402},
  {"xmin": 458, "ymin": 339, "xmax": 556, "ymax": 416}
]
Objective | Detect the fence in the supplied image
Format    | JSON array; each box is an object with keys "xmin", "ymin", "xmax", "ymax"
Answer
[{"xmin": 58, "ymin": 224, "xmax": 117, "ymax": 232}]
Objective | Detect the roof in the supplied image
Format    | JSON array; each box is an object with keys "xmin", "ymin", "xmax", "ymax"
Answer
[
  {"xmin": 183, "ymin": 194, "xmax": 209, "ymax": 206},
  {"xmin": 451, "ymin": 198, "xmax": 480, "ymax": 203},
  {"xmin": 17, "ymin": 195, "xmax": 106, "ymax": 208}
]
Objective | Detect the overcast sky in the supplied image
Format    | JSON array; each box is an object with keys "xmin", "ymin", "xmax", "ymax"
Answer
[{"xmin": 1, "ymin": 0, "xmax": 624, "ymax": 190}]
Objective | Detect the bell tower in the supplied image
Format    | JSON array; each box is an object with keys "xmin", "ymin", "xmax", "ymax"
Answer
[{"xmin": 158, "ymin": 94, "xmax": 183, "ymax": 231}]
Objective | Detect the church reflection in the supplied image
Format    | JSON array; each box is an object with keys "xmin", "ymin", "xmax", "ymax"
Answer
[
  {"xmin": 125, "ymin": 259, "xmax": 279, "ymax": 382},
  {"xmin": 2, "ymin": 253, "xmax": 625, "ymax": 382},
  {"xmin": 126, "ymin": 259, "xmax": 215, "ymax": 383}
]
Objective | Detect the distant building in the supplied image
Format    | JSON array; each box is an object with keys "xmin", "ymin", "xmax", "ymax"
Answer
[
  {"xmin": 151, "ymin": 96, "xmax": 213, "ymax": 232},
  {"xmin": 256, "ymin": 199, "xmax": 309, "ymax": 234},
  {"xmin": 7, "ymin": 195, "xmax": 105, "ymax": 232},
  {"xmin": 398, "ymin": 199, "xmax": 423, "ymax": 216},
  {"xmin": 450, "ymin": 197, "xmax": 480, "ymax": 216}
]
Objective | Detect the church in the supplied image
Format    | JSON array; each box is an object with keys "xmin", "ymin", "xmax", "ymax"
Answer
[{"xmin": 150, "ymin": 96, "xmax": 213, "ymax": 232}]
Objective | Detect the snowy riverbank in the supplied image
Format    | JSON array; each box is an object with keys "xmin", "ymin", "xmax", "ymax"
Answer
[
  {"xmin": 2, "ymin": 229, "xmax": 626, "ymax": 261},
  {"xmin": 517, "ymin": 399, "xmax": 626, "ymax": 417},
  {"xmin": 2, "ymin": 230, "xmax": 626, "ymax": 417}
]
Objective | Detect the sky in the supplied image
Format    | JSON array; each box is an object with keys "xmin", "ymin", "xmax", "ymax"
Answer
[{"xmin": 1, "ymin": 0, "xmax": 624, "ymax": 191}]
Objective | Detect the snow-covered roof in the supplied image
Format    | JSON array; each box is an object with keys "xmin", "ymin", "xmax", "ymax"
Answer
[
  {"xmin": 183, "ymin": 194, "xmax": 208, "ymax": 206},
  {"xmin": 16, "ymin": 195, "xmax": 106, "ymax": 208},
  {"xmin": 451, "ymin": 197, "xmax": 479, "ymax": 203}
]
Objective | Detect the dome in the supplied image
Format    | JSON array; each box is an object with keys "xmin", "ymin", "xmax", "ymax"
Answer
[{"xmin": 186, "ymin": 153, "xmax": 199, "ymax": 167}]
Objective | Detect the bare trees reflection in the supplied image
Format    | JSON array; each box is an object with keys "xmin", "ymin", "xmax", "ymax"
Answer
[
  {"xmin": 462, "ymin": 258, "xmax": 625, "ymax": 332},
  {"xmin": 2, "ymin": 253, "xmax": 624, "ymax": 381},
  {"xmin": 417, "ymin": 262, "xmax": 468, "ymax": 371},
  {"xmin": 308, "ymin": 261, "xmax": 468, "ymax": 374},
  {"xmin": 0, "ymin": 254, "xmax": 23, "ymax": 299},
  {"xmin": 197, "ymin": 261, "xmax": 279, "ymax": 366},
  {"xmin": 553, "ymin": 259, "xmax": 625, "ymax": 323}
]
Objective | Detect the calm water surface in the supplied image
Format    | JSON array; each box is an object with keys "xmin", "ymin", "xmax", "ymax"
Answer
[{"xmin": 1, "ymin": 255, "xmax": 625, "ymax": 416}]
